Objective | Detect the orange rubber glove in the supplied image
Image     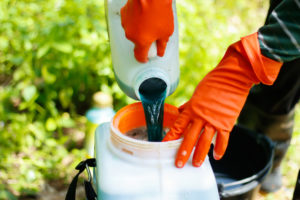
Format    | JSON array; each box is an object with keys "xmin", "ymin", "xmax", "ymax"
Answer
[
  {"xmin": 120, "ymin": 0, "xmax": 174, "ymax": 63},
  {"xmin": 163, "ymin": 33, "xmax": 283, "ymax": 168}
]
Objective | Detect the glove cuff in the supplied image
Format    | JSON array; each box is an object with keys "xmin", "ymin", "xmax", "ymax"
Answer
[{"xmin": 241, "ymin": 32, "xmax": 283, "ymax": 85}]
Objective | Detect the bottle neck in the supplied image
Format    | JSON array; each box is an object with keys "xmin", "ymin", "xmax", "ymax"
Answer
[{"xmin": 134, "ymin": 68, "xmax": 170, "ymax": 101}]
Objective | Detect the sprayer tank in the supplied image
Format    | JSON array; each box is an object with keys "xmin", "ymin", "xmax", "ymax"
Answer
[{"xmin": 94, "ymin": 103, "xmax": 220, "ymax": 200}]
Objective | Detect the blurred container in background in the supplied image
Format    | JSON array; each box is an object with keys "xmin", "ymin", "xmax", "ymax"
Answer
[{"xmin": 85, "ymin": 92, "xmax": 115, "ymax": 157}]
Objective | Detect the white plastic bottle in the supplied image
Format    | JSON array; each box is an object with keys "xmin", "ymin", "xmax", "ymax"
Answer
[
  {"xmin": 94, "ymin": 103, "xmax": 220, "ymax": 200},
  {"xmin": 105, "ymin": 0, "xmax": 180, "ymax": 100}
]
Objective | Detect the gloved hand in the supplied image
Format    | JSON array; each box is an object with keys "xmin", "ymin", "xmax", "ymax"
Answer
[
  {"xmin": 120, "ymin": 0, "xmax": 174, "ymax": 63},
  {"xmin": 163, "ymin": 33, "xmax": 282, "ymax": 168}
]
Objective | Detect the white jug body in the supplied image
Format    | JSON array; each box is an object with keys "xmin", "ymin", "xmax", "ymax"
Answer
[{"xmin": 94, "ymin": 123, "xmax": 220, "ymax": 200}]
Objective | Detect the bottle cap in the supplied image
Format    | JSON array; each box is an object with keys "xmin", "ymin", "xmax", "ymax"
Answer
[{"xmin": 93, "ymin": 92, "xmax": 113, "ymax": 108}]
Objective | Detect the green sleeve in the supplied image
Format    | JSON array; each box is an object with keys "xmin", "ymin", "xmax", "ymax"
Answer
[{"xmin": 258, "ymin": 0, "xmax": 300, "ymax": 62}]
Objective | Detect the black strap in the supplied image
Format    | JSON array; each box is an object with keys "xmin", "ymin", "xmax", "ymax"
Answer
[
  {"xmin": 65, "ymin": 158, "xmax": 97, "ymax": 200},
  {"xmin": 84, "ymin": 181, "xmax": 97, "ymax": 200}
]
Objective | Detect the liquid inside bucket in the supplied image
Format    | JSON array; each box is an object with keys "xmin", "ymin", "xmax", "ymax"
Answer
[
  {"xmin": 208, "ymin": 125, "xmax": 274, "ymax": 200},
  {"xmin": 125, "ymin": 126, "xmax": 170, "ymax": 141}
]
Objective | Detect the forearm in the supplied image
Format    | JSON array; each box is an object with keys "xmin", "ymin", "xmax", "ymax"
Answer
[{"xmin": 258, "ymin": 0, "xmax": 300, "ymax": 62}]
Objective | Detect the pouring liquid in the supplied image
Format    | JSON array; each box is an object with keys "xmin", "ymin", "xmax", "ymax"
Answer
[{"xmin": 139, "ymin": 78, "xmax": 167, "ymax": 142}]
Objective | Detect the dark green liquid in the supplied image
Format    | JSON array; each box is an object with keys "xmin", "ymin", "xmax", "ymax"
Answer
[{"xmin": 139, "ymin": 78, "xmax": 167, "ymax": 142}]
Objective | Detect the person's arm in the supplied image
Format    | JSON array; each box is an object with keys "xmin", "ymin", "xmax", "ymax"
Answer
[
  {"xmin": 162, "ymin": 0, "xmax": 300, "ymax": 168},
  {"xmin": 258, "ymin": 0, "xmax": 300, "ymax": 62},
  {"xmin": 163, "ymin": 33, "xmax": 283, "ymax": 168}
]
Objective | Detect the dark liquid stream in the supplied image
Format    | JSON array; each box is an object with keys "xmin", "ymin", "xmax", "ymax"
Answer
[{"xmin": 139, "ymin": 78, "xmax": 167, "ymax": 142}]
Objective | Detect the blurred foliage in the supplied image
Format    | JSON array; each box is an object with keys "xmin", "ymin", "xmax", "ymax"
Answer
[
  {"xmin": 1, "ymin": 0, "xmax": 297, "ymax": 199},
  {"xmin": 0, "ymin": 0, "xmax": 128, "ymax": 197}
]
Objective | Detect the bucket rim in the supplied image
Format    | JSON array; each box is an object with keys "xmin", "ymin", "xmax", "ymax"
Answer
[{"xmin": 216, "ymin": 125, "xmax": 275, "ymax": 197}]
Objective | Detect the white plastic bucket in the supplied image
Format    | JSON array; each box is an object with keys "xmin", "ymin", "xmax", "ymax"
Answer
[{"xmin": 94, "ymin": 102, "xmax": 219, "ymax": 200}]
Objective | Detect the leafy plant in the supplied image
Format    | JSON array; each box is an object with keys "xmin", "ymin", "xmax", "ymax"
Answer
[{"xmin": 0, "ymin": 0, "xmax": 129, "ymax": 196}]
